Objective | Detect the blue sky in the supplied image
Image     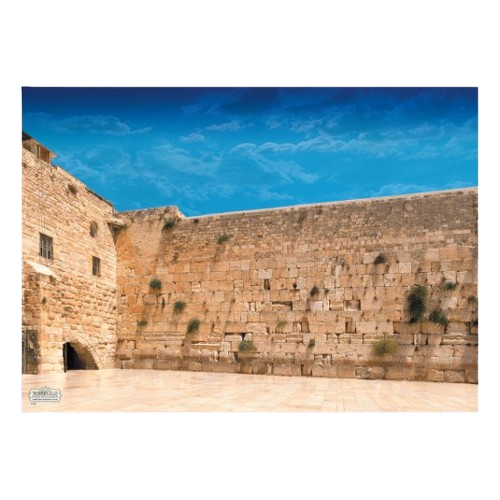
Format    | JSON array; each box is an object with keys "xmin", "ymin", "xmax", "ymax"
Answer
[{"xmin": 22, "ymin": 87, "xmax": 478, "ymax": 216}]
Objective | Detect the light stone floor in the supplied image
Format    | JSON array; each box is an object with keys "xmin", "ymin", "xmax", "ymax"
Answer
[{"xmin": 22, "ymin": 369, "xmax": 477, "ymax": 412}]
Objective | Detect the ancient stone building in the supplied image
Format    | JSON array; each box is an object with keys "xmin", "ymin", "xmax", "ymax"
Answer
[
  {"xmin": 22, "ymin": 132, "xmax": 123, "ymax": 373},
  {"xmin": 22, "ymin": 133, "xmax": 478, "ymax": 382}
]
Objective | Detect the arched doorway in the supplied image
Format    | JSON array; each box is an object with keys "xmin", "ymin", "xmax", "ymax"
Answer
[{"xmin": 63, "ymin": 342, "xmax": 98, "ymax": 371}]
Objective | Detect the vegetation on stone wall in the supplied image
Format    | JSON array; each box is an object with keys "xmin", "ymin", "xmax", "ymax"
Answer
[
  {"xmin": 238, "ymin": 339, "xmax": 257, "ymax": 352},
  {"xmin": 149, "ymin": 278, "xmax": 162, "ymax": 290},
  {"xmin": 307, "ymin": 339, "xmax": 316, "ymax": 349},
  {"xmin": 137, "ymin": 319, "xmax": 148, "ymax": 327},
  {"xmin": 429, "ymin": 309, "xmax": 449, "ymax": 328},
  {"xmin": 443, "ymin": 281, "xmax": 457, "ymax": 291},
  {"xmin": 163, "ymin": 219, "xmax": 177, "ymax": 231},
  {"xmin": 407, "ymin": 285, "xmax": 427, "ymax": 323},
  {"xmin": 372, "ymin": 338, "xmax": 398, "ymax": 356},
  {"xmin": 217, "ymin": 233, "xmax": 230, "ymax": 244},
  {"xmin": 374, "ymin": 253, "xmax": 387, "ymax": 265},
  {"xmin": 310, "ymin": 285, "xmax": 320, "ymax": 297},
  {"xmin": 173, "ymin": 300, "xmax": 186, "ymax": 313},
  {"xmin": 187, "ymin": 318, "xmax": 201, "ymax": 334},
  {"xmin": 467, "ymin": 295, "xmax": 478, "ymax": 305}
]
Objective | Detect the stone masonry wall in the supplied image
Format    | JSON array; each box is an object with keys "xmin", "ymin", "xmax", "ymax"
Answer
[
  {"xmin": 22, "ymin": 146, "xmax": 119, "ymax": 372},
  {"xmin": 115, "ymin": 189, "xmax": 478, "ymax": 383}
]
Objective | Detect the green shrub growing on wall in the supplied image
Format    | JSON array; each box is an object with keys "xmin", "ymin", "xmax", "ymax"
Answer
[
  {"xmin": 187, "ymin": 318, "xmax": 201, "ymax": 334},
  {"xmin": 443, "ymin": 281, "xmax": 457, "ymax": 291},
  {"xmin": 372, "ymin": 338, "xmax": 398, "ymax": 356},
  {"xmin": 238, "ymin": 339, "xmax": 257, "ymax": 352},
  {"xmin": 374, "ymin": 253, "xmax": 387, "ymax": 265},
  {"xmin": 173, "ymin": 300, "xmax": 186, "ymax": 313},
  {"xmin": 310, "ymin": 285, "xmax": 320, "ymax": 297},
  {"xmin": 407, "ymin": 285, "xmax": 427, "ymax": 323},
  {"xmin": 307, "ymin": 339, "xmax": 316, "ymax": 349},
  {"xmin": 467, "ymin": 295, "xmax": 478, "ymax": 305},
  {"xmin": 217, "ymin": 234, "xmax": 230, "ymax": 244},
  {"xmin": 429, "ymin": 309, "xmax": 449, "ymax": 328},
  {"xmin": 137, "ymin": 319, "xmax": 148, "ymax": 327},
  {"xmin": 149, "ymin": 278, "xmax": 162, "ymax": 290}
]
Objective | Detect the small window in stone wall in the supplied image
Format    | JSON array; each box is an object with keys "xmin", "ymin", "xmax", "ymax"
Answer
[
  {"xmin": 92, "ymin": 256, "xmax": 101, "ymax": 276},
  {"xmin": 39, "ymin": 233, "xmax": 53, "ymax": 260},
  {"xmin": 90, "ymin": 222, "xmax": 98, "ymax": 237}
]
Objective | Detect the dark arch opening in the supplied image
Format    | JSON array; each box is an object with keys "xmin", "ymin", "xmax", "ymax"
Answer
[{"xmin": 63, "ymin": 342, "xmax": 98, "ymax": 371}]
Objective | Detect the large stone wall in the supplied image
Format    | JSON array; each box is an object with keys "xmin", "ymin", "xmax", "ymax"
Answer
[
  {"xmin": 21, "ymin": 134, "xmax": 478, "ymax": 382},
  {"xmin": 115, "ymin": 189, "xmax": 478, "ymax": 383},
  {"xmin": 22, "ymin": 143, "xmax": 119, "ymax": 373}
]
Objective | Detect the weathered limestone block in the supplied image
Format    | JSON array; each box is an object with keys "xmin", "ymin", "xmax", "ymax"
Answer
[
  {"xmin": 311, "ymin": 365, "xmax": 329, "ymax": 377},
  {"xmin": 452, "ymin": 345, "xmax": 478, "ymax": 359},
  {"xmin": 424, "ymin": 249, "xmax": 440, "ymax": 261},
  {"xmin": 271, "ymin": 352, "xmax": 288, "ymax": 364},
  {"xmin": 258, "ymin": 269, "xmax": 273, "ymax": 279},
  {"xmin": 185, "ymin": 361, "xmax": 201, "ymax": 371},
  {"xmin": 224, "ymin": 334, "xmax": 243, "ymax": 343},
  {"xmin": 218, "ymin": 352, "xmax": 236, "ymax": 363},
  {"xmin": 397, "ymin": 322, "xmax": 422, "ymax": 335},
  {"xmin": 133, "ymin": 346, "xmax": 157, "ymax": 359},
  {"xmin": 427, "ymin": 369, "xmax": 445, "ymax": 382},
  {"xmin": 421, "ymin": 322, "xmax": 445, "ymax": 335},
  {"xmin": 385, "ymin": 367, "xmax": 406, "ymax": 380},
  {"xmin": 444, "ymin": 370, "xmax": 466, "ymax": 383},
  {"xmin": 200, "ymin": 349, "xmax": 218, "ymax": 362},
  {"xmin": 465, "ymin": 369, "xmax": 478, "ymax": 384},
  {"xmin": 427, "ymin": 333, "xmax": 443, "ymax": 346},
  {"xmin": 357, "ymin": 322, "xmax": 377, "ymax": 334},
  {"xmin": 440, "ymin": 247, "xmax": 458, "ymax": 261},
  {"xmin": 356, "ymin": 366, "xmax": 385, "ymax": 379},
  {"xmin": 272, "ymin": 364, "xmax": 292, "ymax": 376},
  {"xmin": 362, "ymin": 252, "xmax": 378, "ymax": 264},
  {"xmin": 446, "ymin": 322, "xmax": 468, "ymax": 334},
  {"xmin": 308, "ymin": 300, "xmax": 324, "ymax": 311},
  {"xmin": 456, "ymin": 271, "xmax": 475, "ymax": 284}
]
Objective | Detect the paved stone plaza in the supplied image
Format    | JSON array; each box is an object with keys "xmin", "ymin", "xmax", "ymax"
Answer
[{"xmin": 22, "ymin": 369, "xmax": 477, "ymax": 412}]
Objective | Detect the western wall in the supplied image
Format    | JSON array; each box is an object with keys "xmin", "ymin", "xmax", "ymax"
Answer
[{"xmin": 22, "ymin": 134, "xmax": 478, "ymax": 382}]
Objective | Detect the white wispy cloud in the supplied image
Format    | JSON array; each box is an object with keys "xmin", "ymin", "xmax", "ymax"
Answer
[
  {"xmin": 265, "ymin": 117, "xmax": 284, "ymax": 129},
  {"xmin": 254, "ymin": 134, "xmax": 345, "ymax": 154},
  {"xmin": 206, "ymin": 120, "xmax": 241, "ymax": 132},
  {"xmin": 55, "ymin": 146, "xmax": 136, "ymax": 187},
  {"xmin": 290, "ymin": 118, "xmax": 324, "ymax": 134},
  {"xmin": 24, "ymin": 112, "xmax": 151, "ymax": 135},
  {"xmin": 152, "ymin": 143, "xmax": 221, "ymax": 177},
  {"xmin": 247, "ymin": 118, "xmax": 478, "ymax": 161},
  {"xmin": 179, "ymin": 132, "xmax": 206, "ymax": 143},
  {"xmin": 369, "ymin": 183, "xmax": 437, "ymax": 197},
  {"xmin": 255, "ymin": 187, "xmax": 294, "ymax": 201},
  {"xmin": 229, "ymin": 142, "xmax": 318, "ymax": 184}
]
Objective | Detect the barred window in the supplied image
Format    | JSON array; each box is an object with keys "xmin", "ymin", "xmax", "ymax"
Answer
[
  {"xmin": 39, "ymin": 234, "xmax": 53, "ymax": 260},
  {"xmin": 92, "ymin": 256, "xmax": 101, "ymax": 276}
]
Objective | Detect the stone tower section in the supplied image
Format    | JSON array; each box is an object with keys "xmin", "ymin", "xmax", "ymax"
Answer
[{"xmin": 22, "ymin": 133, "xmax": 121, "ymax": 373}]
